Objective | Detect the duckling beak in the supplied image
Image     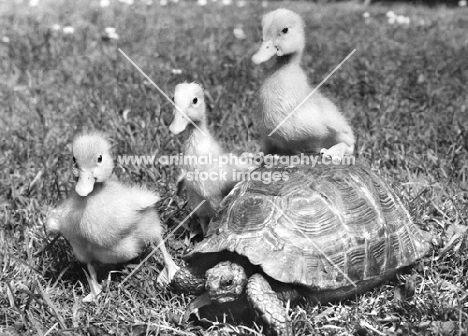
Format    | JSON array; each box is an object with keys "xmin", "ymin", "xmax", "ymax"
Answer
[
  {"xmin": 252, "ymin": 40, "xmax": 277, "ymax": 64},
  {"xmin": 169, "ymin": 114, "xmax": 190, "ymax": 135},
  {"xmin": 75, "ymin": 171, "xmax": 95, "ymax": 196}
]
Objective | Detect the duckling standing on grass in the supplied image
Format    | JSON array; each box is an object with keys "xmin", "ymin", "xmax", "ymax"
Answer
[
  {"xmin": 252, "ymin": 8, "xmax": 355, "ymax": 162},
  {"xmin": 46, "ymin": 132, "xmax": 179, "ymax": 302},
  {"xmin": 169, "ymin": 83, "xmax": 256, "ymax": 235}
]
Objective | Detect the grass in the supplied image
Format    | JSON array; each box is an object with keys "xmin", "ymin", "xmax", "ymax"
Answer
[{"xmin": 1, "ymin": 0, "xmax": 467, "ymax": 335}]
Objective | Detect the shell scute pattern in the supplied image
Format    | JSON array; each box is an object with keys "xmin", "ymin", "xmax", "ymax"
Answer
[
  {"xmin": 284, "ymin": 196, "xmax": 340, "ymax": 239},
  {"xmin": 190, "ymin": 165, "xmax": 431, "ymax": 291},
  {"xmin": 346, "ymin": 248, "xmax": 365, "ymax": 280},
  {"xmin": 245, "ymin": 167, "xmax": 293, "ymax": 196},
  {"xmin": 209, "ymin": 182, "xmax": 244, "ymax": 227},
  {"xmin": 369, "ymin": 239, "xmax": 387, "ymax": 269},
  {"xmin": 230, "ymin": 196, "xmax": 274, "ymax": 234}
]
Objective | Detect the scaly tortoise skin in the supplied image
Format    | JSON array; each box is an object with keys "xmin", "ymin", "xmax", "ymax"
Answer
[{"xmin": 172, "ymin": 164, "xmax": 431, "ymax": 335}]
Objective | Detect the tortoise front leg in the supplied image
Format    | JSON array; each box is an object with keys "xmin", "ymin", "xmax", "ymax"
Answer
[
  {"xmin": 171, "ymin": 264, "xmax": 206, "ymax": 295},
  {"xmin": 246, "ymin": 274, "xmax": 292, "ymax": 336}
]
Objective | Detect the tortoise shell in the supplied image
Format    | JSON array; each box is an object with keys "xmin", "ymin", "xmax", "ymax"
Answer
[{"xmin": 186, "ymin": 164, "xmax": 431, "ymax": 290}]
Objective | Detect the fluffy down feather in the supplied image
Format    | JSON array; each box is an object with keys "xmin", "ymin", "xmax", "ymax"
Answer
[
  {"xmin": 169, "ymin": 83, "xmax": 257, "ymax": 234},
  {"xmin": 46, "ymin": 131, "xmax": 178, "ymax": 302},
  {"xmin": 252, "ymin": 9, "xmax": 355, "ymax": 162}
]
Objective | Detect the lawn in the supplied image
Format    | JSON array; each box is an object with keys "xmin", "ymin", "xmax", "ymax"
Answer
[{"xmin": 1, "ymin": 0, "xmax": 467, "ymax": 335}]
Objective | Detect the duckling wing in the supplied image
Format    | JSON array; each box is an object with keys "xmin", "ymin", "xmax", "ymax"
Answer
[
  {"xmin": 127, "ymin": 184, "xmax": 161, "ymax": 211},
  {"xmin": 45, "ymin": 196, "xmax": 85, "ymax": 234},
  {"xmin": 45, "ymin": 209, "xmax": 61, "ymax": 233},
  {"xmin": 78, "ymin": 181, "xmax": 161, "ymax": 248},
  {"xmin": 293, "ymin": 94, "xmax": 354, "ymax": 149}
]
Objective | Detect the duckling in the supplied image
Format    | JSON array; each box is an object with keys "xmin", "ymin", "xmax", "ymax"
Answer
[
  {"xmin": 46, "ymin": 132, "xmax": 179, "ymax": 302},
  {"xmin": 252, "ymin": 8, "xmax": 355, "ymax": 162},
  {"xmin": 169, "ymin": 83, "xmax": 256, "ymax": 235}
]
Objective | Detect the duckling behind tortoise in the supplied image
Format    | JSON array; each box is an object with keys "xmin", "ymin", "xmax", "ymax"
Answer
[{"xmin": 169, "ymin": 83, "xmax": 257, "ymax": 235}]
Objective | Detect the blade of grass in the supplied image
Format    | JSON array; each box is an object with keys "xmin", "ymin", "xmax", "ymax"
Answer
[{"xmin": 36, "ymin": 280, "xmax": 67, "ymax": 329}]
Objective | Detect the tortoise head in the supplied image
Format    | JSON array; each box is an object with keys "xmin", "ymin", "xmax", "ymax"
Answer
[{"xmin": 205, "ymin": 261, "xmax": 248, "ymax": 303}]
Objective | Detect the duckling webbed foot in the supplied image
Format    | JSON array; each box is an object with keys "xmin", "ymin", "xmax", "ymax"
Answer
[
  {"xmin": 83, "ymin": 292, "xmax": 99, "ymax": 303},
  {"xmin": 175, "ymin": 171, "xmax": 186, "ymax": 197},
  {"xmin": 200, "ymin": 217, "xmax": 211, "ymax": 237},
  {"xmin": 157, "ymin": 263, "xmax": 180, "ymax": 286},
  {"xmin": 83, "ymin": 264, "xmax": 102, "ymax": 303},
  {"xmin": 320, "ymin": 142, "xmax": 353, "ymax": 164},
  {"xmin": 156, "ymin": 242, "xmax": 180, "ymax": 286}
]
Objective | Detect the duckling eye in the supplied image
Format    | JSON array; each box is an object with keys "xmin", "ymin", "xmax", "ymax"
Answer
[
  {"xmin": 282, "ymin": 27, "xmax": 289, "ymax": 34},
  {"xmin": 192, "ymin": 97, "xmax": 198, "ymax": 104},
  {"xmin": 97, "ymin": 155, "xmax": 102, "ymax": 163}
]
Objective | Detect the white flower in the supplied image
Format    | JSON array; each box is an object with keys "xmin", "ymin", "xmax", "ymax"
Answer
[
  {"xmin": 108, "ymin": 33, "xmax": 119, "ymax": 40},
  {"xmin": 395, "ymin": 15, "xmax": 410, "ymax": 25},
  {"xmin": 118, "ymin": 0, "xmax": 134, "ymax": 4},
  {"xmin": 171, "ymin": 69, "xmax": 183, "ymax": 75},
  {"xmin": 100, "ymin": 0, "xmax": 110, "ymax": 7},
  {"xmin": 233, "ymin": 27, "xmax": 246, "ymax": 39},
  {"xmin": 105, "ymin": 27, "xmax": 119, "ymax": 39},
  {"xmin": 222, "ymin": 0, "xmax": 231, "ymax": 5},
  {"xmin": 63, "ymin": 26, "xmax": 74, "ymax": 34},
  {"xmin": 459, "ymin": 0, "xmax": 467, "ymax": 6},
  {"xmin": 198, "ymin": 0, "xmax": 207, "ymax": 5},
  {"xmin": 160, "ymin": 0, "xmax": 167, "ymax": 5},
  {"xmin": 1, "ymin": 36, "xmax": 10, "ymax": 43},
  {"xmin": 417, "ymin": 74, "xmax": 425, "ymax": 84},
  {"xmin": 261, "ymin": 0, "xmax": 268, "ymax": 7},
  {"xmin": 122, "ymin": 109, "xmax": 131, "ymax": 122},
  {"xmin": 363, "ymin": 12, "xmax": 370, "ymax": 18},
  {"xmin": 388, "ymin": 12, "xmax": 410, "ymax": 26},
  {"xmin": 237, "ymin": 0, "xmax": 246, "ymax": 7},
  {"xmin": 51, "ymin": 24, "xmax": 61, "ymax": 31},
  {"xmin": 29, "ymin": 0, "xmax": 39, "ymax": 6}
]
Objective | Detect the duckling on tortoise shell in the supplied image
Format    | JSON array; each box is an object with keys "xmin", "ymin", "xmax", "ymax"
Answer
[{"xmin": 172, "ymin": 164, "xmax": 431, "ymax": 335}]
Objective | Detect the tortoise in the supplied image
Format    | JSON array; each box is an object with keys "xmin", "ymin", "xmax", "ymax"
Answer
[{"xmin": 172, "ymin": 164, "xmax": 431, "ymax": 335}]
